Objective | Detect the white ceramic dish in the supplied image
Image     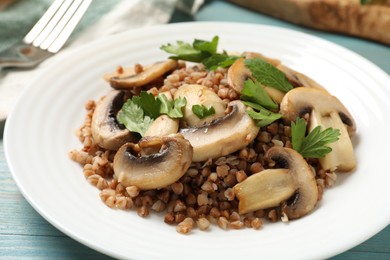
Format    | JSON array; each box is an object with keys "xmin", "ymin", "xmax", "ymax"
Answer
[{"xmin": 4, "ymin": 22, "xmax": 390, "ymax": 260}]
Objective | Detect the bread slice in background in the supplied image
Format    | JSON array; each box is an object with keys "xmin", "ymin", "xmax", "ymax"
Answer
[{"xmin": 229, "ymin": 0, "xmax": 390, "ymax": 45}]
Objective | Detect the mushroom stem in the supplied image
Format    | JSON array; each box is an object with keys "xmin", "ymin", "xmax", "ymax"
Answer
[{"xmin": 310, "ymin": 110, "xmax": 356, "ymax": 172}]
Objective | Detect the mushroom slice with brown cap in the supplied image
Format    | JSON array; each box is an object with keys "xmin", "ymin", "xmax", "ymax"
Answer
[
  {"xmin": 280, "ymin": 87, "xmax": 356, "ymax": 172},
  {"xmin": 233, "ymin": 169, "xmax": 297, "ymax": 214},
  {"xmin": 266, "ymin": 146, "xmax": 318, "ymax": 219},
  {"xmin": 108, "ymin": 59, "xmax": 178, "ymax": 90},
  {"xmin": 227, "ymin": 58, "xmax": 285, "ymax": 103},
  {"xmin": 91, "ymin": 90, "xmax": 136, "ymax": 150},
  {"xmin": 113, "ymin": 134, "xmax": 193, "ymax": 190},
  {"xmin": 179, "ymin": 100, "xmax": 260, "ymax": 162},
  {"xmin": 276, "ymin": 64, "xmax": 328, "ymax": 92}
]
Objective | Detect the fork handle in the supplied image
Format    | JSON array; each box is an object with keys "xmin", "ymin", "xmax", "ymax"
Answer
[{"xmin": 0, "ymin": 43, "xmax": 53, "ymax": 69}]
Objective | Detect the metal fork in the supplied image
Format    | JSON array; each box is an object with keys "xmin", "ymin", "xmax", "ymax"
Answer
[{"xmin": 0, "ymin": 0, "xmax": 92, "ymax": 69}]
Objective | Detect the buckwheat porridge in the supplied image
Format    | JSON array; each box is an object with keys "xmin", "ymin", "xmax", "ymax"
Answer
[{"xmin": 69, "ymin": 36, "xmax": 356, "ymax": 234}]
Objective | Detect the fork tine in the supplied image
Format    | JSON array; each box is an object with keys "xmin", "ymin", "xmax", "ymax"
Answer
[
  {"xmin": 23, "ymin": 0, "xmax": 65, "ymax": 44},
  {"xmin": 47, "ymin": 0, "xmax": 92, "ymax": 53},
  {"xmin": 31, "ymin": 0, "xmax": 74, "ymax": 48},
  {"xmin": 40, "ymin": 0, "xmax": 83, "ymax": 51}
]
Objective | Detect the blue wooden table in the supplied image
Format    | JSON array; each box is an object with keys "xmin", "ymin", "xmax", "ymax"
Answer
[{"xmin": 1, "ymin": 1, "xmax": 389, "ymax": 259}]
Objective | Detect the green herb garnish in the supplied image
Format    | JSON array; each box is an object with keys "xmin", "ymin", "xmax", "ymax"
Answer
[
  {"xmin": 241, "ymin": 79, "xmax": 278, "ymax": 110},
  {"xmin": 192, "ymin": 104, "xmax": 216, "ymax": 119},
  {"xmin": 158, "ymin": 94, "xmax": 187, "ymax": 118},
  {"xmin": 117, "ymin": 91, "xmax": 186, "ymax": 136},
  {"xmin": 117, "ymin": 99, "xmax": 154, "ymax": 137},
  {"xmin": 244, "ymin": 58, "xmax": 293, "ymax": 93},
  {"xmin": 239, "ymin": 78, "xmax": 282, "ymax": 127},
  {"xmin": 246, "ymin": 109, "xmax": 282, "ymax": 127},
  {"xmin": 161, "ymin": 36, "xmax": 240, "ymax": 70},
  {"xmin": 132, "ymin": 91, "xmax": 161, "ymax": 119},
  {"xmin": 291, "ymin": 118, "xmax": 341, "ymax": 158}
]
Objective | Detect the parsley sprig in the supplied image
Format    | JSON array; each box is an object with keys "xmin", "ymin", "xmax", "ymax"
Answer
[
  {"xmin": 239, "ymin": 79, "xmax": 282, "ymax": 127},
  {"xmin": 192, "ymin": 104, "xmax": 216, "ymax": 119},
  {"xmin": 160, "ymin": 36, "xmax": 240, "ymax": 70},
  {"xmin": 117, "ymin": 91, "xmax": 186, "ymax": 137},
  {"xmin": 244, "ymin": 58, "xmax": 293, "ymax": 93},
  {"xmin": 291, "ymin": 118, "xmax": 340, "ymax": 158}
]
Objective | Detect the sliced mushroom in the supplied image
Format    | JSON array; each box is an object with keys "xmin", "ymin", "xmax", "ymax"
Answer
[
  {"xmin": 91, "ymin": 90, "xmax": 136, "ymax": 150},
  {"xmin": 266, "ymin": 146, "xmax": 318, "ymax": 219},
  {"xmin": 233, "ymin": 169, "xmax": 297, "ymax": 214},
  {"xmin": 311, "ymin": 109, "xmax": 356, "ymax": 172},
  {"xmin": 103, "ymin": 66, "xmax": 135, "ymax": 82},
  {"xmin": 174, "ymin": 84, "xmax": 227, "ymax": 127},
  {"xmin": 144, "ymin": 115, "xmax": 179, "ymax": 137},
  {"xmin": 280, "ymin": 87, "xmax": 356, "ymax": 171},
  {"xmin": 227, "ymin": 58, "xmax": 285, "ymax": 103},
  {"xmin": 276, "ymin": 64, "xmax": 327, "ymax": 91},
  {"xmin": 113, "ymin": 134, "xmax": 193, "ymax": 190},
  {"xmin": 180, "ymin": 100, "xmax": 260, "ymax": 162},
  {"xmin": 108, "ymin": 59, "xmax": 178, "ymax": 90}
]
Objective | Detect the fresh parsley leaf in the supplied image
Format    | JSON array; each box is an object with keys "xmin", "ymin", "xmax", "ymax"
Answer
[
  {"xmin": 161, "ymin": 36, "xmax": 239, "ymax": 71},
  {"xmin": 157, "ymin": 94, "xmax": 171, "ymax": 115},
  {"xmin": 192, "ymin": 104, "xmax": 216, "ymax": 119},
  {"xmin": 202, "ymin": 53, "xmax": 240, "ymax": 70},
  {"xmin": 117, "ymin": 99, "xmax": 153, "ymax": 137},
  {"xmin": 132, "ymin": 91, "xmax": 161, "ymax": 119},
  {"xmin": 246, "ymin": 108, "xmax": 282, "ymax": 127},
  {"xmin": 160, "ymin": 41, "xmax": 208, "ymax": 62},
  {"xmin": 193, "ymin": 36, "xmax": 218, "ymax": 54},
  {"xmin": 291, "ymin": 118, "xmax": 341, "ymax": 158},
  {"xmin": 169, "ymin": 96, "xmax": 187, "ymax": 118},
  {"xmin": 240, "ymin": 79, "xmax": 281, "ymax": 127},
  {"xmin": 241, "ymin": 79, "xmax": 278, "ymax": 110},
  {"xmin": 291, "ymin": 118, "xmax": 306, "ymax": 152},
  {"xmin": 157, "ymin": 94, "xmax": 187, "ymax": 118},
  {"xmin": 241, "ymin": 100, "xmax": 268, "ymax": 111},
  {"xmin": 117, "ymin": 92, "xmax": 187, "ymax": 137},
  {"xmin": 244, "ymin": 58, "xmax": 293, "ymax": 93}
]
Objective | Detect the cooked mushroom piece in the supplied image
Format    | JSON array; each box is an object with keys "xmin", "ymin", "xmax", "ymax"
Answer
[
  {"xmin": 266, "ymin": 146, "xmax": 318, "ymax": 219},
  {"xmin": 113, "ymin": 134, "xmax": 193, "ymax": 190},
  {"xmin": 242, "ymin": 51, "xmax": 281, "ymax": 66},
  {"xmin": 233, "ymin": 168, "xmax": 297, "ymax": 214},
  {"xmin": 276, "ymin": 64, "xmax": 327, "ymax": 91},
  {"xmin": 108, "ymin": 59, "xmax": 178, "ymax": 90},
  {"xmin": 144, "ymin": 115, "xmax": 179, "ymax": 137},
  {"xmin": 180, "ymin": 100, "xmax": 260, "ymax": 162},
  {"xmin": 227, "ymin": 58, "xmax": 285, "ymax": 103},
  {"xmin": 91, "ymin": 90, "xmax": 136, "ymax": 150},
  {"xmin": 280, "ymin": 87, "xmax": 356, "ymax": 171},
  {"xmin": 174, "ymin": 84, "xmax": 226, "ymax": 127}
]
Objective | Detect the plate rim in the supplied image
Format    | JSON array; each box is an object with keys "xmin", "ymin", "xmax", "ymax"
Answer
[{"xmin": 4, "ymin": 21, "xmax": 390, "ymax": 259}]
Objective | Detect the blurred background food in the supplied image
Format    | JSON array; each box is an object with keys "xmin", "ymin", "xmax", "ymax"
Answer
[{"xmin": 229, "ymin": 0, "xmax": 390, "ymax": 45}]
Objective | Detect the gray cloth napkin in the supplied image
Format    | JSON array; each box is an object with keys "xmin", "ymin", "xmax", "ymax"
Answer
[{"xmin": 0, "ymin": 0, "xmax": 204, "ymax": 122}]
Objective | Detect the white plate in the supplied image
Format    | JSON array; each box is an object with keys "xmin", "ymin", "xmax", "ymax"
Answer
[{"xmin": 4, "ymin": 22, "xmax": 390, "ymax": 260}]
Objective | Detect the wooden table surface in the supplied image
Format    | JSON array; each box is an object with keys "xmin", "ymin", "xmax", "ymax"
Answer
[{"xmin": 1, "ymin": 1, "xmax": 389, "ymax": 259}]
